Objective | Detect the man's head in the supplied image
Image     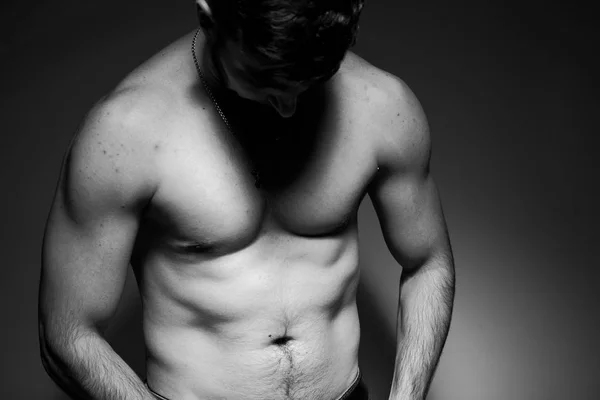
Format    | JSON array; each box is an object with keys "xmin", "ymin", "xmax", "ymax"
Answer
[{"xmin": 196, "ymin": 0, "xmax": 364, "ymax": 117}]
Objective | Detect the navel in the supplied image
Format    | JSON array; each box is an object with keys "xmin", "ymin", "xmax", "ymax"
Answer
[{"xmin": 270, "ymin": 335, "xmax": 294, "ymax": 346}]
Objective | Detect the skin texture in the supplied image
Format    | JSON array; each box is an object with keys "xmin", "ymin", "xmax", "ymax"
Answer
[{"xmin": 39, "ymin": 24, "xmax": 454, "ymax": 400}]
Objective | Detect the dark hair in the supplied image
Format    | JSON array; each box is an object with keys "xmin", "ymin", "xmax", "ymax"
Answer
[{"xmin": 198, "ymin": 0, "xmax": 365, "ymax": 86}]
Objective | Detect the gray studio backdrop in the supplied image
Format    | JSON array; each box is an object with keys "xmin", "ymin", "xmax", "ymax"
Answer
[{"xmin": 1, "ymin": 1, "xmax": 597, "ymax": 399}]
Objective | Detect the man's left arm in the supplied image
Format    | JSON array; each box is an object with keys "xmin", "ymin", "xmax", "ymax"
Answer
[{"xmin": 367, "ymin": 79, "xmax": 456, "ymax": 400}]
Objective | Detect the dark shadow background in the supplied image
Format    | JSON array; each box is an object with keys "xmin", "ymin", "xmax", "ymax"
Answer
[{"xmin": 1, "ymin": 1, "xmax": 597, "ymax": 399}]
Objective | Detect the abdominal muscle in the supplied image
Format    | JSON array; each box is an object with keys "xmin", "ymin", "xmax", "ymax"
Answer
[{"xmin": 138, "ymin": 233, "xmax": 362, "ymax": 400}]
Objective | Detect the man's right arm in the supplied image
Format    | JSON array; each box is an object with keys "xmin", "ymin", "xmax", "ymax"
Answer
[{"xmin": 38, "ymin": 93, "xmax": 159, "ymax": 400}]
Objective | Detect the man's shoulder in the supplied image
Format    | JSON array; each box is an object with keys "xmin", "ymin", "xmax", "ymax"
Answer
[
  {"xmin": 84, "ymin": 84, "xmax": 177, "ymax": 150},
  {"xmin": 340, "ymin": 52, "xmax": 420, "ymax": 118},
  {"xmin": 339, "ymin": 52, "xmax": 431, "ymax": 169},
  {"xmin": 98, "ymin": 30, "xmax": 194, "ymax": 131},
  {"xmin": 66, "ymin": 84, "xmax": 176, "ymax": 200}
]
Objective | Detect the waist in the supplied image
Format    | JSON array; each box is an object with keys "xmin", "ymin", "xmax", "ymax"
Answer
[
  {"xmin": 144, "ymin": 305, "xmax": 361, "ymax": 400},
  {"xmin": 146, "ymin": 368, "xmax": 363, "ymax": 400}
]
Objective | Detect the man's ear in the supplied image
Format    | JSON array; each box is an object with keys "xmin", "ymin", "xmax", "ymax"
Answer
[
  {"xmin": 195, "ymin": 0, "xmax": 212, "ymax": 17},
  {"xmin": 196, "ymin": 0, "xmax": 214, "ymax": 30}
]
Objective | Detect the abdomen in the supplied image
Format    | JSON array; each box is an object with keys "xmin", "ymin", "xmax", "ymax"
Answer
[{"xmin": 141, "ymin": 229, "xmax": 362, "ymax": 400}]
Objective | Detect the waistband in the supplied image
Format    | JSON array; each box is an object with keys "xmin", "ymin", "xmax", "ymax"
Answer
[
  {"xmin": 145, "ymin": 367, "xmax": 361, "ymax": 400},
  {"xmin": 145, "ymin": 381, "xmax": 170, "ymax": 400},
  {"xmin": 335, "ymin": 367, "xmax": 362, "ymax": 400}
]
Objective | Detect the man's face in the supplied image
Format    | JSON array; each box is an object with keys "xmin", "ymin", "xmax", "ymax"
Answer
[{"xmin": 213, "ymin": 39, "xmax": 313, "ymax": 118}]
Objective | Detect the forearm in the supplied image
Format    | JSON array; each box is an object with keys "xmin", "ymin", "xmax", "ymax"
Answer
[
  {"xmin": 41, "ymin": 328, "xmax": 155, "ymax": 400},
  {"xmin": 389, "ymin": 255, "xmax": 455, "ymax": 400}
]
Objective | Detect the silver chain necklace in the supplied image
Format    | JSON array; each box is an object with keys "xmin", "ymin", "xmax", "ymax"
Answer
[{"xmin": 191, "ymin": 29, "xmax": 262, "ymax": 188}]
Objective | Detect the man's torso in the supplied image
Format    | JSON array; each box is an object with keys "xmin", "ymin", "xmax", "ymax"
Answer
[{"xmin": 100, "ymin": 30, "xmax": 398, "ymax": 400}]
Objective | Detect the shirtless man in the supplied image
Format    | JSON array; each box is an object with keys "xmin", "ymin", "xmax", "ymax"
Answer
[{"xmin": 38, "ymin": 1, "xmax": 455, "ymax": 399}]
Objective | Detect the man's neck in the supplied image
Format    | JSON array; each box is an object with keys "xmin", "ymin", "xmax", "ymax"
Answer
[{"xmin": 199, "ymin": 34, "xmax": 226, "ymax": 94}]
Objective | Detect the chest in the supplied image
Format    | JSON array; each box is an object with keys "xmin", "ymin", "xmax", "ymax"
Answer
[{"xmin": 145, "ymin": 98, "xmax": 376, "ymax": 252}]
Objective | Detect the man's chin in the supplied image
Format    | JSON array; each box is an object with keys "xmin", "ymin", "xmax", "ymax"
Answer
[
  {"xmin": 243, "ymin": 98, "xmax": 286, "ymax": 118},
  {"xmin": 221, "ymin": 93, "xmax": 297, "ymax": 122}
]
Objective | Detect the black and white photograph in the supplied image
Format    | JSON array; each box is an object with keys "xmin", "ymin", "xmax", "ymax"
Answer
[{"xmin": 0, "ymin": 1, "xmax": 596, "ymax": 399}]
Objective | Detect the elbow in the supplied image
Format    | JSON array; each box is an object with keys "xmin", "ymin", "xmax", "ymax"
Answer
[
  {"xmin": 39, "ymin": 327, "xmax": 62, "ymax": 383},
  {"xmin": 38, "ymin": 318, "xmax": 52, "ymax": 363},
  {"xmin": 38, "ymin": 319, "xmax": 63, "ymax": 377},
  {"xmin": 38, "ymin": 316, "xmax": 60, "ymax": 362},
  {"xmin": 37, "ymin": 317, "xmax": 91, "ymax": 374},
  {"xmin": 400, "ymin": 250, "xmax": 455, "ymax": 284},
  {"xmin": 40, "ymin": 345, "xmax": 57, "ymax": 381}
]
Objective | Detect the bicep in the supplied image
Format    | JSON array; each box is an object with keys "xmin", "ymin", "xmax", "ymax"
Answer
[
  {"xmin": 41, "ymin": 186, "xmax": 138, "ymax": 338},
  {"xmin": 367, "ymin": 78, "xmax": 451, "ymax": 272},
  {"xmin": 39, "ymin": 105, "xmax": 152, "ymax": 343},
  {"xmin": 369, "ymin": 168, "xmax": 449, "ymax": 271}
]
